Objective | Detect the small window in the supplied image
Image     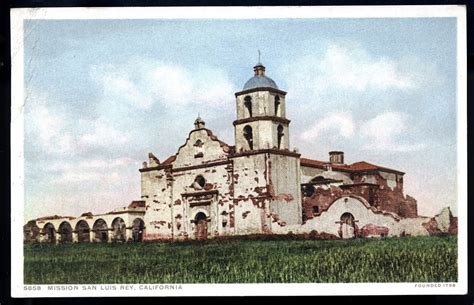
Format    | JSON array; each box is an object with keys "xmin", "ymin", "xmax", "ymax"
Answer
[
  {"xmin": 243, "ymin": 125, "xmax": 253, "ymax": 150},
  {"xmin": 194, "ymin": 139, "xmax": 203, "ymax": 147},
  {"xmin": 274, "ymin": 96, "xmax": 280, "ymax": 116},
  {"xmin": 312, "ymin": 206, "xmax": 319, "ymax": 214},
  {"xmin": 193, "ymin": 175, "xmax": 206, "ymax": 189},
  {"xmin": 244, "ymin": 96, "xmax": 253, "ymax": 118},
  {"xmin": 277, "ymin": 125, "xmax": 284, "ymax": 149}
]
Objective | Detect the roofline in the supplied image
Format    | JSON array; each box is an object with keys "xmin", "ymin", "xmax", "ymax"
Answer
[
  {"xmin": 230, "ymin": 148, "xmax": 300, "ymax": 159},
  {"xmin": 300, "ymin": 158, "xmax": 405, "ymax": 175},
  {"xmin": 235, "ymin": 87, "xmax": 287, "ymax": 97}
]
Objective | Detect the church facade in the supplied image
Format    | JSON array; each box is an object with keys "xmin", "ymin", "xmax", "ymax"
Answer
[{"xmin": 24, "ymin": 63, "xmax": 458, "ymax": 243}]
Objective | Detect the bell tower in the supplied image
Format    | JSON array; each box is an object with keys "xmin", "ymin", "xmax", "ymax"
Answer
[
  {"xmin": 231, "ymin": 60, "xmax": 302, "ymax": 231},
  {"xmin": 234, "ymin": 63, "xmax": 291, "ymax": 152}
]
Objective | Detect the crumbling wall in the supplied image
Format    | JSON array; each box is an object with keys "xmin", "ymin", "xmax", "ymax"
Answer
[
  {"xmin": 352, "ymin": 172, "xmax": 417, "ymax": 218},
  {"xmin": 232, "ymin": 153, "xmax": 271, "ymax": 234}
]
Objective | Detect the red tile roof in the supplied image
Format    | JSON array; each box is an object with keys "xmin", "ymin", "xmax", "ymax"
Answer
[
  {"xmin": 127, "ymin": 200, "xmax": 146, "ymax": 209},
  {"xmin": 301, "ymin": 158, "xmax": 404, "ymax": 175}
]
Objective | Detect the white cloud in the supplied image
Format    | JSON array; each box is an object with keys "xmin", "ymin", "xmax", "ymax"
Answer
[
  {"xmin": 91, "ymin": 60, "xmax": 237, "ymax": 110},
  {"xmin": 48, "ymin": 157, "xmax": 135, "ymax": 172},
  {"xmin": 79, "ymin": 121, "xmax": 130, "ymax": 149},
  {"xmin": 298, "ymin": 111, "xmax": 425, "ymax": 153},
  {"xmin": 319, "ymin": 45, "xmax": 415, "ymax": 91},
  {"xmin": 26, "ymin": 89, "xmax": 131, "ymax": 155},
  {"xmin": 282, "ymin": 44, "xmax": 421, "ymax": 105},
  {"xmin": 26, "ymin": 91, "xmax": 76, "ymax": 155},
  {"xmin": 360, "ymin": 111, "xmax": 425, "ymax": 152},
  {"xmin": 300, "ymin": 112, "xmax": 355, "ymax": 142},
  {"xmin": 49, "ymin": 157, "xmax": 137, "ymax": 186}
]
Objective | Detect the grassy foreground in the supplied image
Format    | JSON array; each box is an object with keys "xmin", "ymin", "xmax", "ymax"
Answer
[{"xmin": 24, "ymin": 236, "xmax": 457, "ymax": 284}]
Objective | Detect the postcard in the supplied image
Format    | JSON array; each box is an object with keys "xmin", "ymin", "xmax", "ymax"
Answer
[{"xmin": 10, "ymin": 5, "xmax": 467, "ymax": 297}]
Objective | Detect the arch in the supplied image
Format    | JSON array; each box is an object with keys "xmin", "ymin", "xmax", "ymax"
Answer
[
  {"xmin": 277, "ymin": 124, "xmax": 284, "ymax": 149},
  {"xmin": 274, "ymin": 95, "xmax": 281, "ymax": 116},
  {"xmin": 92, "ymin": 218, "xmax": 109, "ymax": 242},
  {"xmin": 243, "ymin": 125, "xmax": 253, "ymax": 150},
  {"xmin": 194, "ymin": 212, "xmax": 208, "ymax": 240},
  {"xmin": 23, "ymin": 221, "xmax": 40, "ymax": 243},
  {"xmin": 244, "ymin": 96, "xmax": 253, "ymax": 117},
  {"xmin": 132, "ymin": 218, "xmax": 145, "ymax": 242},
  {"xmin": 310, "ymin": 176, "xmax": 326, "ymax": 183},
  {"xmin": 58, "ymin": 221, "xmax": 73, "ymax": 243},
  {"xmin": 75, "ymin": 220, "xmax": 91, "ymax": 243},
  {"xmin": 42, "ymin": 223, "xmax": 56, "ymax": 244},
  {"xmin": 111, "ymin": 217, "xmax": 126, "ymax": 242},
  {"xmin": 339, "ymin": 212, "xmax": 356, "ymax": 239},
  {"xmin": 340, "ymin": 212, "xmax": 355, "ymax": 225}
]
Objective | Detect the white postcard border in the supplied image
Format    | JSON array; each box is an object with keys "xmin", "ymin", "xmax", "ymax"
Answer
[{"xmin": 10, "ymin": 5, "xmax": 468, "ymax": 297}]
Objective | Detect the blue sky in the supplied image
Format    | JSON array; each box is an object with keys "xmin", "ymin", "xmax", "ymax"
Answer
[{"xmin": 23, "ymin": 17, "xmax": 458, "ymax": 220}]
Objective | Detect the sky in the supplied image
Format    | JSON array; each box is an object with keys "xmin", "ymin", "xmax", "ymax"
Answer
[{"xmin": 23, "ymin": 17, "xmax": 459, "ymax": 221}]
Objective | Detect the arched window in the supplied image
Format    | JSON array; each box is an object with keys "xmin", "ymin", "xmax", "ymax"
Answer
[
  {"xmin": 274, "ymin": 96, "xmax": 280, "ymax": 116},
  {"xmin": 243, "ymin": 125, "xmax": 253, "ymax": 150},
  {"xmin": 277, "ymin": 125, "xmax": 284, "ymax": 149},
  {"xmin": 244, "ymin": 96, "xmax": 253, "ymax": 118},
  {"xmin": 193, "ymin": 175, "xmax": 206, "ymax": 189}
]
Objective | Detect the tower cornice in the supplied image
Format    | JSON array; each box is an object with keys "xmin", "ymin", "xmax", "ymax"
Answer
[
  {"xmin": 235, "ymin": 87, "xmax": 287, "ymax": 97},
  {"xmin": 233, "ymin": 116, "xmax": 290, "ymax": 126}
]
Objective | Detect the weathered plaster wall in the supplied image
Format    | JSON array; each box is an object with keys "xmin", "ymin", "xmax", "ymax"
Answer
[
  {"xmin": 269, "ymin": 154, "xmax": 302, "ymax": 226},
  {"xmin": 173, "ymin": 129, "xmax": 229, "ymax": 168},
  {"xmin": 141, "ymin": 168, "xmax": 173, "ymax": 240},
  {"xmin": 232, "ymin": 153, "xmax": 270, "ymax": 234}
]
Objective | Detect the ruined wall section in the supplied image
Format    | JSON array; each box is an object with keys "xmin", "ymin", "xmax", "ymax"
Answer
[
  {"xmin": 269, "ymin": 153, "xmax": 302, "ymax": 226},
  {"xmin": 231, "ymin": 153, "xmax": 271, "ymax": 235},
  {"xmin": 141, "ymin": 168, "xmax": 173, "ymax": 240},
  {"xmin": 352, "ymin": 171, "xmax": 417, "ymax": 218}
]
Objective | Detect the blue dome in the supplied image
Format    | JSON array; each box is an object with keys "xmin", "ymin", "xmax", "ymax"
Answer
[{"xmin": 243, "ymin": 75, "xmax": 279, "ymax": 90}]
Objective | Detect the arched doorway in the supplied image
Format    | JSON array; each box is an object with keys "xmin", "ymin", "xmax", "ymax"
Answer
[
  {"xmin": 24, "ymin": 221, "xmax": 40, "ymax": 243},
  {"xmin": 58, "ymin": 221, "xmax": 73, "ymax": 243},
  {"xmin": 93, "ymin": 219, "xmax": 109, "ymax": 242},
  {"xmin": 132, "ymin": 218, "xmax": 145, "ymax": 242},
  {"xmin": 339, "ymin": 212, "xmax": 356, "ymax": 239},
  {"xmin": 75, "ymin": 220, "xmax": 90, "ymax": 243},
  {"xmin": 42, "ymin": 223, "xmax": 56, "ymax": 244},
  {"xmin": 111, "ymin": 217, "xmax": 126, "ymax": 242},
  {"xmin": 194, "ymin": 212, "xmax": 208, "ymax": 241}
]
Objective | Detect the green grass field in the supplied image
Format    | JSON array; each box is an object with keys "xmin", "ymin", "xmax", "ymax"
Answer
[{"xmin": 24, "ymin": 236, "xmax": 457, "ymax": 284}]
